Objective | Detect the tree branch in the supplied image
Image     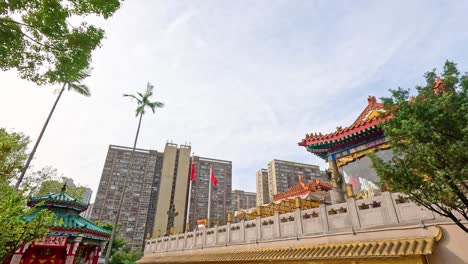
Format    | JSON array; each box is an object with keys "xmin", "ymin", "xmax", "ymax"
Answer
[
  {"xmin": 0, "ymin": 19, "xmax": 63, "ymax": 51},
  {"xmin": 409, "ymin": 192, "xmax": 449, "ymax": 217},
  {"xmin": 433, "ymin": 129, "xmax": 463, "ymax": 141}
]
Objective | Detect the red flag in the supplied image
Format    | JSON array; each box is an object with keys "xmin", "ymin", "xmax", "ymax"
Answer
[
  {"xmin": 210, "ymin": 168, "xmax": 218, "ymax": 187},
  {"xmin": 190, "ymin": 160, "xmax": 196, "ymax": 181}
]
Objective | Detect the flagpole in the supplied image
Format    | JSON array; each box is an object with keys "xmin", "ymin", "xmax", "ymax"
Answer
[
  {"xmin": 186, "ymin": 154, "xmax": 194, "ymax": 232},
  {"xmin": 207, "ymin": 165, "xmax": 212, "ymax": 228},
  {"xmin": 185, "ymin": 180, "xmax": 192, "ymax": 231}
]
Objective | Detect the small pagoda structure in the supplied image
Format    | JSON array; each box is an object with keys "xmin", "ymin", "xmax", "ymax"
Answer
[
  {"xmin": 10, "ymin": 184, "xmax": 111, "ymax": 264},
  {"xmin": 272, "ymin": 176, "xmax": 332, "ymax": 203},
  {"xmin": 234, "ymin": 177, "xmax": 332, "ymax": 221},
  {"xmin": 298, "ymin": 96, "xmax": 392, "ymax": 203}
]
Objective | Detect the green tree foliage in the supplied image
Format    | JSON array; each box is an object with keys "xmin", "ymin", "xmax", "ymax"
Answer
[
  {"xmin": 0, "ymin": 128, "xmax": 28, "ymax": 179},
  {"xmin": 371, "ymin": 61, "xmax": 468, "ymax": 232},
  {"xmin": 0, "ymin": 182, "xmax": 56, "ymax": 262},
  {"xmin": 109, "ymin": 249, "xmax": 141, "ymax": 264},
  {"xmin": 20, "ymin": 165, "xmax": 58, "ymax": 195},
  {"xmin": 36, "ymin": 179, "xmax": 87, "ymax": 199},
  {"xmin": 96, "ymin": 222, "xmax": 128, "ymax": 259},
  {"xmin": 0, "ymin": 129, "xmax": 55, "ymax": 261},
  {"xmin": 0, "ymin": 0, "xmax": 121, "ymax": 85},
  {"xmin": 20, "ymin": 166, "xmax": 87, "ymax": 199}
]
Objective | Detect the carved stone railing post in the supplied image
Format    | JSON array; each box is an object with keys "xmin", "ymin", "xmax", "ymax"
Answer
[
  {"xmin": 295, "ymin": 208, "xmax": 303, "ymax": 236},
  {"xmin": 191, "ymin": 231, "xmax": 195, "ymax": 249},
  {"xmin": 214, "ymin": 224, "xmax": 218, "ymax": 245},
  {"xmin": 203, "ymin": 229, "xmax": 207, "ymax": 248},
  {"xmin": 256, "ymin": 216, "xmax": 262, "ymax": 240},
  {"xmin": 382, "ymin": 191, "xmax": 399, "ymax": 224},
  {"xmin": 347, "ymin": 197, "xmax": 361, "ymax": 229},
  {"xmin": 319, "ymin": 204, "xmax": 329, "ymax": 233},
  {"xmin": 240, "ymin": 220, "xmax": 246, "ymax": 241},
  {"xmin": 226, "ymin": 221, "xmax": 231, "ymax": 244},
  {"xmin": 182, "ymin": 232, "xmax": 187, "ymax": 250},
  {"xmin": 273, "ymin": 212, "xmax": 281, "ymax": 238},
  {"xmin": 164, "ymin": 237, "xmax": 169, "ymax": 252}
]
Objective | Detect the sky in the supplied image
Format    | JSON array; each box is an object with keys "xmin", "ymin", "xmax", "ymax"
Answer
[{"xmin": 1, "ymin": 1, "xmax": 468, "ymax": 201}]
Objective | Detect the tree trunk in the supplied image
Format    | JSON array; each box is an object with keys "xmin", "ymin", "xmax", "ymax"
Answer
[
  {"xmin": 444, "ymin": 175, "xmax": 468, "ymax": 209},
  {"xmin": 446, "ymin": 212, "xmax": 468, "ymax": 233},
  {"xmin": 104, "ymin": 112, "xmax": 143, "ymax": 264},
  {"xmin": 16, "ymin": 83, "xmax": 66, "ymax": 189}
]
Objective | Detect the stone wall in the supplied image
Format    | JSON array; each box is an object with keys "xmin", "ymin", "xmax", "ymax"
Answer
[{"xmin": 143, "ymin": 192, "xmax": 456, "ymax": 255}]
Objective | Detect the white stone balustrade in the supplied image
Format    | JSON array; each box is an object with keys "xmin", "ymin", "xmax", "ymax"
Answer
[{"xmin": 144, "ymin": 192, "xmax": 449, "ymax": 254}]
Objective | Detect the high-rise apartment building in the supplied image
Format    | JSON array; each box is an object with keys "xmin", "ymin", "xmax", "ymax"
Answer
[
  {"xmin": 91, "ymin": 145, "xmax": 163, "ymax": 251},
  {"xmin": 152, "ymin": 143, "xmax": 191, "ymax": 236},
  {"xmin": 92, "ymin": 143, "xmax": 230, "ymax": 249},
  {"xmin": 80, "ymin": 203, "xmax": 94, "ymax": 219},
  {"xmin": 188, "ymin": 156, "xmax": 232, "ymax": 229},
  {"xmin": 81, "ymin": 187, "xmax": 93, "ymax": 204},
  {"xmin": 231, "ymin": 190, "xmax": 256, "ymax": 212},
  {"xmin": 256, "ymin": 169, "xmax": 269, "ymax": 206},
  {"xmin": 267, "ymin": 159, "xmax": 324, "ymax": 199}
]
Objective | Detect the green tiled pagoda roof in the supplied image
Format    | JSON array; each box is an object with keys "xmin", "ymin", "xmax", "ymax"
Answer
[
  {"xmin": 24, "ymin": 208, "xmax": 111, "ymax": 240},
  {"xmin": 28, "ymin": 191, "xmax": 88, "ymax": 212},
  {"xmin": 27, "ymin": 187, "xmax": 111, "ymax": 240}
]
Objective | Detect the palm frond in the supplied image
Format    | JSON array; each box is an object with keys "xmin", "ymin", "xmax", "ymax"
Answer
[
  {"xmin": 76, "ymin": 67, "xmax": 93, "ymax": 81},
  {"xmin": 145, "ymin": 82, "xmax": 154, "ymax": 96},
  {"xmin": 125, "ymin": 81, "xmax": 164, "ymax": 117},
  {"xmin": 123, "ymin": 94, "xmax": 142, "ymax": 104},
  {"xmin": 147, "ymin": 101, "xmax": 164, "ymax": 113},
  {"xmin": 137, "ymin": 92, "xmax": 145, "ymax": 99},
  {"xmin": 136, "ymin": 105, "xmax": 145, "ymax": 116},
  {"xmin": 69, "ymin": 83, "xmax": 91, "ymax": 97},
  {"xmin": 63, "ymin": 67, "xmax": 92, "ymax": 96}
]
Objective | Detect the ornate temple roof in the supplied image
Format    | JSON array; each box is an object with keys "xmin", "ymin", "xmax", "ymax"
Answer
[
  {"xmin": 272, "ymin": 177, "xmax": 332, "ymax": 202},
  {"xmin": 26, "ymin": 184, "xmax": 111, "ymax": 240},
  {"xmin": 298, "ymin": 96, "xmax": 390, "ymax": 159},
  {"xmin": 28, "ymin": 190, "xmax": 88, "ymax": 212}
]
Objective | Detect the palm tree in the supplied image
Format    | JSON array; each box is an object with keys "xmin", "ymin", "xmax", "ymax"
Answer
[
  {"xmin": 104, "ymin": 82, "xmax": 164, "ymax": 263},
  {"xmin": 15, "ymin": 69, "xmax": 92, "ymax": 189}
]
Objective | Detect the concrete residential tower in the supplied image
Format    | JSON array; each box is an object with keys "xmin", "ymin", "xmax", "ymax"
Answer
[
  {"xmin": 267, "ymin": 159, "xmax": 324, "ymax": 200},
  {"xmin": 231, "ymin": 190, "xmax": 256, "ymax": 212},
  {"xmin": 92, "ymin": 143, "xmax": 232, "ymax": 248},
  {"xmin": 91, "ymin": 145, "xmax": 163, "ymax": 251},
  {"xmin": 152, "ymin": 143, "xmax": 191, "ymax": 236},
  {"xmin": 256, "ymin": 169, "xmax": 269, "ymax": 206},
  {"xmin": 187, "ymin": 156, "xmax": 232, "ymax": 229}
]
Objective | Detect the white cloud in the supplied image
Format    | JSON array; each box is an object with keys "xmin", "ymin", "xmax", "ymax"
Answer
[{"xmin": 1, "ymin": 0, "xmax": 468, "ymax": 196}]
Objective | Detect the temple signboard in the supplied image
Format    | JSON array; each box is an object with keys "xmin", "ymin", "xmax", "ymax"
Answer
[{"xmin": 32, "ymin": 235, "xmax": 68, "ymax": 248}]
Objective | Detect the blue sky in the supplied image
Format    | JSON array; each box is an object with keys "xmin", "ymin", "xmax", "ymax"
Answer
[{"xmin": 1, "ymin": 1, "xmax": 468, "ymax": 199}]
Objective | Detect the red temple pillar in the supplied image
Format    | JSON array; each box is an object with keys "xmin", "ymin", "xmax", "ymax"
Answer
[
  {"xmin": 9, "ymin": 242, "xmax": 30, "ymax": 264},
  {"xmin": 65, "ymin": 237, "xmax": 82, "ymax": 264},
  {"xmin": 91, "ymin": 246, "xmax": 101, "ymax": 264}
]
